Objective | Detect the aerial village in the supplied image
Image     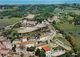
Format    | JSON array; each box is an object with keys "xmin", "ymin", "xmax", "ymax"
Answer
[{"xmin": 0, "ymin": 14, "xmax": 72, "ymax": 57}]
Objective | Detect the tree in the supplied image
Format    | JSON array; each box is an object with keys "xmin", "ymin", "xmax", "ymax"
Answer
[
  {"xmin": 39, "ymin": 49, "xmax": 46, "ymax": 57},
  {"xmin": 34, "ymin": 12, "xmax": 53, "ymax": 23},
  {"xmin": 3, "ymin": 29, "xmax": 19, "ymax": 43},
  {"xmin": 13, "ymin": 22, "xmax": 21, "ymax": 28},
  {"xmin": 0, "ymin": 16, "xmax": 4, "ymax": 19},
  {"xmin": 35, "ymin": 48, "xmax": 40, "ymax": 56},
  {"xmin": 52, "ymin": 21, "xmax": 56, "ymax": 25},
  {"xmin": 34, "ymin": 15, "xmax": 45, "ymax": 23},
  {"xmin": 74, "ymin": 15, "xmax": 80, "ymax": 25},
  {"xmin": 12, "ymin": 44, "xmax": 16, "ymax": 52},
  {"xmin": 68, "ymin": 12, "xmax": 76, "ymax": 17},
  {"xmin": 27, "ymin": 46, "xmax": 35, "ymax": 52}
]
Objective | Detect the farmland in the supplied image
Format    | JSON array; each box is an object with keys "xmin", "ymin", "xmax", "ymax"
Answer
[
  {"xmin": 54, "ymin": 20, "xmax": 80, "ymax": 56},
  {"xmin": 55, "ymin": 22, "xmax": 80, "ymax": 36},
  {"xmin": 0, "ymin": 17, "xmax": 22, "ymax": 28}
]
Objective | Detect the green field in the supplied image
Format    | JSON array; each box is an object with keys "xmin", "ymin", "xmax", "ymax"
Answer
[
  {"xmin": 70, "ymin": 35, "xmax": 80, "ymax": 50},
  {"xmin": 0, "ymin": 17, "xmax": 22, "ymax": 28},
  {"xmin": 55, "ymin": 22, "xmax": 80, "ymax": 51},
  {"xmin": 54, "ymin": 7, "xmax": 80, "ymax": 15},
  {"xmin": 55, "ymin": 22, "xmax": 80, "ymax": 36}
]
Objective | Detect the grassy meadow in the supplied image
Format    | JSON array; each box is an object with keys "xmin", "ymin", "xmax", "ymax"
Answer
[{"xmin": 0, "ymin": 17, "xmax": 22, "ymax": 27}]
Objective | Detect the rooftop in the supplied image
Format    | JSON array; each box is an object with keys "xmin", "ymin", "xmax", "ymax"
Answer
[
  {"xmin": 41, "ymin": 45, "xmax": 51, "ymax": 51},
  {"xmin": 16, "ymin": 41, "xmax": 36, "ymax": 45}
]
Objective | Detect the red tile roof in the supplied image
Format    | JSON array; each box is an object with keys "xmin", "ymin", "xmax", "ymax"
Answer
[{"xmin": 41, "ymin": 45, "xmax": 51, "ymax": 51}]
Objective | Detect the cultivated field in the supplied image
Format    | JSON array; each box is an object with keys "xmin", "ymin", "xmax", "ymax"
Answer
[{"xmin": 0, "ymin": 17, "xmax": 22, "ymax": 28}]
